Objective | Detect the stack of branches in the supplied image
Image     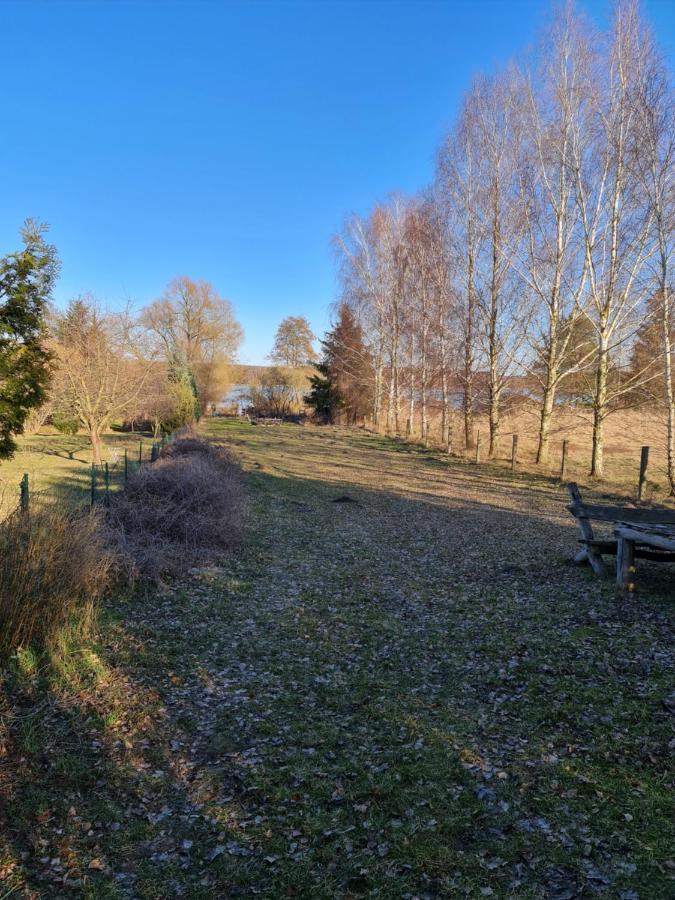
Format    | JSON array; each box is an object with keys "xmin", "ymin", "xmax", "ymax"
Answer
[{"xmin": 108, "ymin": 436, "xmax": 243, "ymax": 582}]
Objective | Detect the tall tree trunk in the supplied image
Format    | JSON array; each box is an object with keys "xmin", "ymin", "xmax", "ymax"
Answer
[
  {"xmin": 537, "ymin": 380, "xmax": 556, "ymax": 465},
  {"xmin": 440, "ymin": 336, "xmax": 448, "ymax": 445},
  {"xmin": 373, "ymin": 350, "xmax": 384, "ymax": 428},
  {"xmin": 90, "ymin": 428, "xmax": 103, "ymax": 466},
  {"xmin": 662, "ymin": 287, "xmax": 675, "ymax": 494},
  {"xmin": 488, "ymin": 380, "xmax": 500, "ymax": 458},
  {"xmin": 487, "ymin": 190, "xmax": 501, "ymax": 459},
  {"xmin": 536, "ymin": 153, "xmax": 566, "ymax": 466},
  {"xmin": 421, "ymin": 323, "xmax": 428, "ymax": 440},
  {"xmin": 391, "ymin": 306, "xmax": 401, "ymax": 434},
  {"xmin": 590, "ymin": 335, "xmax": 609, "ymax": 477},
  {"xmin": 464, "ymin": 244, "xmax": 476, "ymax": 450},
  {"xmin": 408, "ymin": 334, "xmax": 415, "ymax": 434},
  {"xmin": 487, "ymin": 292, "xmax": 500, "ymax": 458}
]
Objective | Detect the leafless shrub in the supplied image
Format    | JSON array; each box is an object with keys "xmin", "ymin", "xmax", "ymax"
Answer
[
  {"xmin": 108, "ymin": 437, "xmax": 243, "ymax": 582},
  {"xmin": 0, "ymin": 503, "xmax": 112, "ymax": 654}
]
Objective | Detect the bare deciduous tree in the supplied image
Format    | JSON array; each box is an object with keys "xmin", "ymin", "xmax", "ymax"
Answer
[
  {"xmin": 53, "ymin": 299, "xmax": 153, "ymax": 464},
  {"xmin": 142, "ymin": 276, "xmax": 243, "ymax": 407}
]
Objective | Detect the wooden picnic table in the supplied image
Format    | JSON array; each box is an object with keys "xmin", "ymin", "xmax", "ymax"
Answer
[
  {"xmin": 566, "ymin": 483, "xmax": 675, "ymax": 593},
  {"xmin": 614, "ymin": 522, "xmax": 675, "ymax": 594}
]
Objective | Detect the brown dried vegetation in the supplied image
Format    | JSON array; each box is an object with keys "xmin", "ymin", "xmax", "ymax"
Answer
[{"xmin": 108, "ymin": 436, "xmax": 243, "ymax": 583}]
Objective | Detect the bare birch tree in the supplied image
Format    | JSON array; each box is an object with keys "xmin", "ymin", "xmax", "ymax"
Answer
[
  {"xmin": 436, "ymin": 97, "xmax": 484, "ymax": 449},
  {"xmin": 515, "ymin": 7, "xmax": 595, "ymax": 464},
  {"xmin": 629, "ymin": 13, "xmax": 675, "ymax": 492},
  {"xmin": 472, "ymin": 71, "xmax": 531, "ymax": 457},
  {"xmin": 571, "ymin": 0, "xmax": 655, "ymax": 477}
]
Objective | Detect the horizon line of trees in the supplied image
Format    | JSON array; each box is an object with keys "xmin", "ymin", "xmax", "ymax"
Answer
[
  {"xmin": 1, "ymin": 226, "xmax": 326, "ymax": 459},
  {"xmin": 320, "ymin": 0, "xmax": 673, "ymax": 491},
  {"xmin": 0, "ymin": 224, "xmax": 247, "ymax": 464}
]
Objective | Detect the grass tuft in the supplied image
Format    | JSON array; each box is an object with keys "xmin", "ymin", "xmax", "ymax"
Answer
[{"xmin": 0, "ymin": 503, "xmax": 112, "ymax": 655}]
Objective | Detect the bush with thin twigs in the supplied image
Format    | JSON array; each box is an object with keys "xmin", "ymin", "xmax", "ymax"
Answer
[
  {"xmin": 0, "ymin": 502, "xmax": 113, "ymax": 654},
  {"xmin": 108, "ymin": 437, "xmax": 243, "ymax": 582}
]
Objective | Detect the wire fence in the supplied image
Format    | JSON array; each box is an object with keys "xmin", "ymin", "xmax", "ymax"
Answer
[{"xmin": 12, "ymin": 429, "xmax": 185, "ymax": 516}]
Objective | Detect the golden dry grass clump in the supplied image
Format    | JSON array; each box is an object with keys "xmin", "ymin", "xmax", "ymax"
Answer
[
  {"xmin": 0, "ymin": 503, "xmax": 112, "ymax": 654},
  {"xmin": 0, "ymin": 436, "xmax": 243, "ymax": 655}
]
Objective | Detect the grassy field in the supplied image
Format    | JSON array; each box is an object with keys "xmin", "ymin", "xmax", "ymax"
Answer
[
  {"xmin": 1, "ymin": 419, "xmax": 673, "ymax": 898},
  {"xmin": 0, "ymin": 429, "xmax": 155, "ymax": 515},
  {"xmin": 403, "ymin": 404, "xmax": 673, "ymax": 499}
]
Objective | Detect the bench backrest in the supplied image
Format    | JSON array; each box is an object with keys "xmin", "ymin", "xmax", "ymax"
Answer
[{"xmin": 567, "ymin": 482, "xmax": 675, "ymax": 525}]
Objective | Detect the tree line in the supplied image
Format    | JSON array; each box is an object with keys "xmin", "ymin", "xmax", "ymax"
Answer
[
  {"xmin": 0, "ymin": 223, "xmax": 244, "ymax": 464},
  {"xmin": 313, "ymin": 0, "xmax": 673, "ymax": 491}
]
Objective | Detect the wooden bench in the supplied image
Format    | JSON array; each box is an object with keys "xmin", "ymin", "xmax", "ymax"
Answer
[
  {"xmin": 614, "ymin": 522, "xmax": 675, "ymax": 593},
  {"xmin": 567, "ymin": 483, "xmax": 675, "ymax": 584}
]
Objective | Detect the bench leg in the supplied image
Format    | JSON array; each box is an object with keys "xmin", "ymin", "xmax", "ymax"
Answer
[
  {"xmin": 617, "ymin": 537, "xmax": 636, "ymax": 594},
  {"xmin": 574, "ymin": 546, "xmax": 607, "ymax": 577},
  {"xmin": 572, "ymin": 514, "xmax": 607, "ymax": 577}
]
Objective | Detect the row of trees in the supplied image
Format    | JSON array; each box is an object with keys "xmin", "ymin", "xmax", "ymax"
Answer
[
  {"xmin": 0, "ymin": 223, "xmax": 244, "ymax": 463},
  {"xmin": 326, "ymin": 0, "xmax": 673, "ymax": 488}
]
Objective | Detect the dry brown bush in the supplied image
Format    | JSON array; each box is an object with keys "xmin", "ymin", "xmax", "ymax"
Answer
[
  {"xmin": 0, "ymin": 504, "xmax": 113, "ymax": 654},
  {"xmin": 108, "ymin": 437, "xmax": 243, "ymax": 582}
]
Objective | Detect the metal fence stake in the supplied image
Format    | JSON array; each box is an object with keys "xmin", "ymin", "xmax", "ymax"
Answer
[
  {"xmin": 20, "ymin": 473, "xmax": 29, "ymax": 513},
  {"xmin": 638, "ymin": 446, "xmax": 650, "ymax": 501}
]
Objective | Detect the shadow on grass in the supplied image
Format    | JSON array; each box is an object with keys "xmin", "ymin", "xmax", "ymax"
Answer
[{"xmin": 1, "ymin": 425, "xmax": 674, "ymax": 896}]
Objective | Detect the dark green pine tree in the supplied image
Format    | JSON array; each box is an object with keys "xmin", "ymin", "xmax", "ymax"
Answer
[
  {"xmin": 305, "ymin": 304, "xmax": 373, "ymax": 424},
  {"xmin": 0, "ymin": 221, "xmax": 59, "ymax": 458},
  {"xmin": 304, "ymin": 361, "xmax": 341, "ymax": 423}
]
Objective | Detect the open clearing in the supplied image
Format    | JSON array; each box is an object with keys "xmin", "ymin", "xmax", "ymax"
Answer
[
  {"xmin": 1, "ymin": 419, "xmax": 673, "ymax": 898},
  {"xmin": 0, "ymin": 431, "xmax": 153, "ymax": 516}
]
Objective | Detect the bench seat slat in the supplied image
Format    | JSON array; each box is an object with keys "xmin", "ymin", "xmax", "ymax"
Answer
[
  {"xmin": 577, "ymin": 538, "xmax": 675, "ymax": 562},
  {"xmin": 568, "ymin": 502, "xmax": 675, "ymax": 525}
]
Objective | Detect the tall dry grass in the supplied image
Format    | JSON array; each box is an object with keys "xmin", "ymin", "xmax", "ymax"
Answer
[
  {"xmin": 0, "ymin": 435, "xmax": 244, "ymax": 656},
  {"xmin": 395, "ymin": 401, "xmax": 672, "ymax": 497},
  {"xmin": 0, "ymin": 503, "xmax": 113, "ymax": 654}
]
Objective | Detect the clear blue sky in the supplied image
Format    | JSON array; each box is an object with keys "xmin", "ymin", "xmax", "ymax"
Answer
[{"xmin": 1, "ymin": 0, "xmax": 672, "ymax": 364}]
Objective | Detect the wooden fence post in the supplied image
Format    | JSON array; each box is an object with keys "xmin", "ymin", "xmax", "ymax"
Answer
[
  {"xmin": 104, "ymin": 462, "xmax": 110, "ymax": 504},
  {"xmin": 138, "ymin": 440, "xmax": 143, "ymax": 467},
  {"xmin": 124, "ymin": 448, "xmax": 128, "ymax": 482},
  {"xmin": 475, "ymin": 430, "xmax": 481, "ymax": 464},
  {"xmin": 637, "ymin": 446, "xmax": 649, "ymax": 501},
  {"xmin": 423, "ymin": 421, "xmax": 429, "ymax": 448},
  {"xmin": 90, "ymin": 465, "xmax": 96, "ymax": 507},
  {"xmin": 151, "ymin": 443, "xmax": 158, "ymax": 462},
  {"xmin": 406, "ymin": 417, "xmax": 411, "ymax": 437},
  {"xmin": 511, "ymin": 434, "xmax": 518, "ymax": 472},
  {"xmin": 560, "ymin": 439, "xmax": 569, "ymax": 481},
  {"xmin": 20, "ymin": 473, "xmax": 29, "ymax": 513},
  {"xmin": 446, "ymin": 423, "xmax": 452, "ymax": 455}
]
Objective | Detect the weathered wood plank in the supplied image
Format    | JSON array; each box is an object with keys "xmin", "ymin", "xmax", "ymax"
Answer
[
  {"xmin": 614, "ymin": 525, "xmax": 675, "ymax": 552},
  {"xmin": 616, "ymin": 536, "xmax": 636, "ymax": 593},
  {"xmin": 567, "ymin": 501, "xmax": 675, "ymax": 525},
  {"xmin": 567, "ymin": 483, "xmax": 606, "ymax": 575}
]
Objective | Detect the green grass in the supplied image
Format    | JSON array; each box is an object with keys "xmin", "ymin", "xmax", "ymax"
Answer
[
  {"xmin": 0, "ymin": 428, "xmax": 156, "ymax": 515},
  {"xmin": 0, "ymin": 419, "xmax": 673, "ymax": 897}
]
